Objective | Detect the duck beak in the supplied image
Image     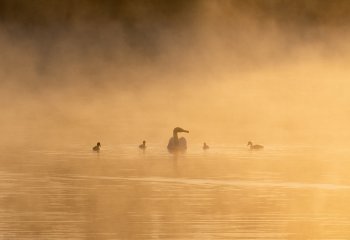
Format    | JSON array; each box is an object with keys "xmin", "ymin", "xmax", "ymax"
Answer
[{"xmin": 175, "ymin": 127, "xmax": 189, "ymax": 133}]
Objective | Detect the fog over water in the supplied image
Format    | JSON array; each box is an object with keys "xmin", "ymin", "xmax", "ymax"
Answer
[
  {"xmin": 1, "ymin": 0, "xmax": 350, "ymax": 146},
  {"xmin": 3, "ymin": 1, "xmax": 350, "ymax": 239}
]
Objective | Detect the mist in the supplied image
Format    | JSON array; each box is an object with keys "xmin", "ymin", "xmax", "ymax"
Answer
[{"xmin": 1, "ymin": 0, "xmax": 350, "ymax": 147}]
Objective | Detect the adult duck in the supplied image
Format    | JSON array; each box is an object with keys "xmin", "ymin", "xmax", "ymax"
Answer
[{"xmin": 167, "ymin": 127, "xmax": 189, "ymax": 152}]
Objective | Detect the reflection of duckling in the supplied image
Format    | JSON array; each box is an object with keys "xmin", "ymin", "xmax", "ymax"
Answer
[
  {"xmin": 93, "ymin": 142, "xmax": 101, "ymax": 151},
  {"xmin": 139, "ymin": 140, "xmax": 146, "ymax": 149},
  {"xmin": 203, "ymin": 142, "xmax": 209, "ymax": 150},
  {"xmin": 247, "ymin": 141, "xmax": 263, "ymax": 150}
]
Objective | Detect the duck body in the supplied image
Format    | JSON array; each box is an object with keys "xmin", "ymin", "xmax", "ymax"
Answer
[
  {"xmin": 247, "ymin": 141, "xmax": 263, "ymax": 150},
  {"xmin": 93, "ymin": 142, "xmax": 101, "ymax": 151},
  {"xmin": 167, "ymin": 127, "xmax": 189, "ymax": 152},
  {"xmin": 167, "ymin": 137, "xmax": 187, "ymax": 152}
]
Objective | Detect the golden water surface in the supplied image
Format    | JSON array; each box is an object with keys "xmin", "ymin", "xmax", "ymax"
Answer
[{"xmin": 1, "ymin": 144, "xmax": 350, "ymax": 239}]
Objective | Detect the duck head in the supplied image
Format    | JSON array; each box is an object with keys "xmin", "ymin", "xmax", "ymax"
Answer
[{"xmin": 173, "ymin": 127, "xmax": 189, "ymax": 134}]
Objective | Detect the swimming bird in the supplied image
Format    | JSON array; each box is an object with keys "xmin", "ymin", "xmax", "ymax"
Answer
[
  {"xmin": 247, "ymin": 141, "xmax": 264, "ymax": 150},
  {"xmin": 93, "ymin": 142, "xmax": 101, "ymax": 151},
  {"xmin": 139, "ymin": 140, "xmax": 146, "ymax": 149},
  {"xmin": 203, "ymin": 142, "xmax": 209, "ymax": 150},
  {"xmin": 167, "ymin": 127, "xmax": 189, "ymax": 152}
]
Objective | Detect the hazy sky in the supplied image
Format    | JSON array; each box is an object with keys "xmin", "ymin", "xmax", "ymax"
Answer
[{"xmin": 1, "ymin": 0, "xmax": 350, "ymax": 146}]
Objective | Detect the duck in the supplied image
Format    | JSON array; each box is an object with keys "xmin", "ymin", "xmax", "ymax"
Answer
[
  {"xmin": 139, "ymin": 140, "xmax": 146, "ymax": 149},
  {"xmin": 167, "ymin": 127, "xmax": 189, "ymax": 152},
  {"xmin": 247, "ymin": 141, "xmax": 263, "ymax": 150},
  {"xmin": 93, "ymin": 142, "xmax": 101, "ymax": 151},
  {"xmin": 203, "ymin": 142, "xmax": 209, "ymax": 150}
]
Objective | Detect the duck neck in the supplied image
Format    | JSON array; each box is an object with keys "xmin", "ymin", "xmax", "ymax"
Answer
[{"xmin": 173, "ymin": 131, "xmax": 179, "ymax": 145}]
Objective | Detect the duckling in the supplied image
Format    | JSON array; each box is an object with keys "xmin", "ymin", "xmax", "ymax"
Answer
[
  {"xmin": 203, "ymin": 142, "xmax": 209, "ymax": 150},
  {"xmin": 247, "ymin": 141, "xmax": 263, "ymax": 150},
  {"xmin": 93, "ymin": 142, "xmax": 101, "ymax": 151},
  {"xmin": 139, "ymin": 140, "xmax": 146, "ymax": 149}
]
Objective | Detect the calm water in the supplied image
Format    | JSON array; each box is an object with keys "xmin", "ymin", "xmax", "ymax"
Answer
[{"xmin": 1, "ymin": 144, "xmax": 350, "ymax": 239}]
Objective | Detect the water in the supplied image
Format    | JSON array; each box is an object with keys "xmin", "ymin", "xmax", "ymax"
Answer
[{"xmin": 1, "ymin": 144, "xmax": 350, "ymax": 239}]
